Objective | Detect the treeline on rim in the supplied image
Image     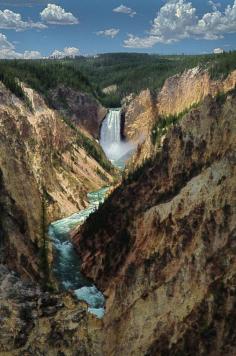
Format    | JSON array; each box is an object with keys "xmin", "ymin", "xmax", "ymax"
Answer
[
  {"xmin": 0, "ymin": 60, "xmax": 115, "ymax": 175},
  {"xmin": 67, "ymin": 51, "xmax": 236, "ymax": 107},
  {"xmin": 0, "ymin": 51, "xmax": 236, "ymax": 109},
  {"xmin": 0, "ymin": 60, "xmax": 97, "ymax": 106}
]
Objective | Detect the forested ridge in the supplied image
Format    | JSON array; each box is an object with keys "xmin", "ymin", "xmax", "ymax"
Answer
[{"xmin": 0, "ymin": 51, "xmax": 236, "ymax": 108}]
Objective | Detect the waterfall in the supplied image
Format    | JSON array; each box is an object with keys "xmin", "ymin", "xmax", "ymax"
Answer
[
  {"xmin": 100, "ymin": 108, "xmax": 135, "ymax": 164},
  {"xmin": 100, "ymin": 109, "xmax": 121, "ymax": 161},
  {"xmin": 100, "ymin": 109, "xmax": 121, "ymax": 144}
]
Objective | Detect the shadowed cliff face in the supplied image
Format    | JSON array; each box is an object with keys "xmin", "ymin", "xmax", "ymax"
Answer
[
  {"xmin": 73, "ymin": 92, "xmax": 236, "ymax": 355},
  {"xmin": 0, "ymin": 265, "xmax": 102, "ymax": 355},
  {"xmin": 0, "ymin": 82, "xmax": 113, "ymax": 279},
  {"xmin": 49, "ymin": 85, "xmax": 107, "ymax": 139}
]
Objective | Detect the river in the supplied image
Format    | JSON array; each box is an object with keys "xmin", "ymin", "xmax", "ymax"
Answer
[{"xmin": 48, "ymin": 109, "xmax": 128, "ymax": 319}]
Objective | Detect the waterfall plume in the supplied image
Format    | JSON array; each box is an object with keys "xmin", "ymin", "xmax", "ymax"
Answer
[{"xmin": 100, "ymin": 108, "xmax": 135, "ymax": 162}]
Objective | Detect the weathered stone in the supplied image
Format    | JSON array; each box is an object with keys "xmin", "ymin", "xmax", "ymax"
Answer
[{"xmin": 74, "ymin": 91, "xmax": 236, "ymax": 355}]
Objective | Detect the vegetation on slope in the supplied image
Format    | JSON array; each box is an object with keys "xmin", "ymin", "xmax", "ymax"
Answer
[
  {"xmin": 0, "ymin": 65, "xmax": 33, "ymax": 109},
  {"xmin": 0, "ymin": 61, "xmax": 114, "ymax": 174},
  {"xmin": 58, "ymin": 115, "xmax": 114, "ymax": 173},
  {"xmin": 66, "ymin": 51, "xmax": 236, "ymax": 107},
  {"xmin": 76, "ymin": 130, "xmax": 114, "ymax": 173},
  {"xmin": 1, "ymin": 51, "xmax": 235, "ymax": 109},
  {"xmin": 151, "ymin": 103, "xmax": 200, "ymax": 146},
  {"xmin": 0, "ymin": 60, "xmax": 97, "ymax": 104}
]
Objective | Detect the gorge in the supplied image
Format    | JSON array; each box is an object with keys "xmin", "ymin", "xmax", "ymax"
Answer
[
  {"xmin": 48, "ymin": 108, "xmax": 127, "ymax": 319},
  {"xmin": 0, "ymin": 53, "xmax": 236, "ymax": 355}
]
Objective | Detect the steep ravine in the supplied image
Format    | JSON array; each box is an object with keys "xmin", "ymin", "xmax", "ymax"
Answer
[
  {"xmin": 0, "ymin": 80, "xmax": 115, "ymax": 355},
  {"xmin": 0, "ymin": 81, "xmax": 113, "ymax": 280},
  {"xmin": 74, "ymin": 92, "xmax": 236, "ymax": 355},
  {"xmin": 0, "ymin": 66, "xmax": 236, "ymax": 356}
]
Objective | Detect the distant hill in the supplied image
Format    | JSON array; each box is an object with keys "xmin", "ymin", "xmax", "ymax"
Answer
[
  {"xmin": 1, "ymin": 51, "xmax": 236, "ymax": 109},
  {"xmin": 65, "ymin": 51, "xmax": 236, "ymax": 107}
]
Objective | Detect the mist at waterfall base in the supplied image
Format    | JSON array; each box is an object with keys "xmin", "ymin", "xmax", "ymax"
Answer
[
  {"xmin": 100, "ymin": 109, "xmax": 135, "ymax": 166},
  {"xmin": 48, "ymin": 109, "xmax": 132, "ymax": 319}
]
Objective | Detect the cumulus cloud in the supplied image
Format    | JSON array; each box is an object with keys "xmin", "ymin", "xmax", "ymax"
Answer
[
  {"xmin": 50, "ymin": 47, "xmax": 80, "ymax": 58},
  {"xmin": 124, "ymin": 0, "xmax": 236, "ymax": 48},
  {"xmin": 0, "ymin": 34, "xmax": 80, "ymax": 60},
  {"xmin": 40, "ymin": 4, "xmax": 79, "ymax": 25},
  {"xmin": 0, "ymin": 33, "xmax": 41, "ymax": 59},
  {"xmin": 0, "ymin": 9, "xmax": 46, "ymax": 31},
  {"xmin": 208, "ymin": 1, "xmax": 221, "ymax": 12},
  {"xmin": 96, "ymin": 28, "xmax": 120, "ymax": 38},
  {"xmin": 113, "ymin": 4, "xmax": 136, "ymax": 17},
  {"xmin": 124, "ymin": 35, "xmax": 159, "ymax": 48},
  {"xmin": 213, "ymin": 47, "xmax": 224, "ymax": 54},
  {"xmin": 23, "ymin": 50, "xmax": 42, "ymax": 59}
]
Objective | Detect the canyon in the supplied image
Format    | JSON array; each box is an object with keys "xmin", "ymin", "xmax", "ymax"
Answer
[
  {"xmin": 0, "ymin": 81, "xmax": 113, "ymax": 281},
  {"xmin": 0, "ymin": 61, "xmax": 235, "ymax": 356},
  {"xmin": 75, "ymin": 90, "xmax": 236, "ymax": 356}
]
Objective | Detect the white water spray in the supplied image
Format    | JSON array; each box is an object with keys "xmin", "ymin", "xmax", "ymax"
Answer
[{"xmin": 100, "ymin": 108, "xmax": 135, "ymax": 163}]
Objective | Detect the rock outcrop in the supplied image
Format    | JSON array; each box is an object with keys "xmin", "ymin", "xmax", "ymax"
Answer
[
  {"xmin": 0, "ymin": 265, "xmax": 102, "ymax": 355},
  {"xmin": 102, "ymin": 85, "xmax": 117, "ymax": 95},
  {"xmin": 157, "ymin": 67, "xmax": 236, "ymax": 117},
  {"xmin": 121, "ymin": 89, "xmax": 156, "ymax": 142},
  {"xmin": 122, "ymin": 68, "xmax": 236, "ymax": 146},
  {"xmin": 49, "ymin": 85, "xmax": 107, "ymax": 139},
  {"xmin": 74, "ymin": 92, "xmax": 236, "ymax": 355},
  {"xmin": 0, "ymin": 82, "xmax": 112, "ymax": 279}
]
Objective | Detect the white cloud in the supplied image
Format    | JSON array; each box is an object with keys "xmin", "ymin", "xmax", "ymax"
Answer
[
  {"xmin": 213, "ymin": 47, "xmax": 224, "ymax": 54},
  {"xmin": 23, "ymin": 50, "xmax": 41, "ymax": 59},
  {"xmin": 113, "ymin": 4, "xmax": 136, "ymax": 17},
  {"xmin": 124, "ymin": 35, "xmax": 159, "ymax": 48},
  {"xmin": 50, "ymin": 47, "xmax": 80, "ymax": 58},
  {"xmin": 96, "ymin": 28, "xmax": 120, "ymax": 38},
  {"xmin": 124, "ymin": 0, "xmax": 236, "ymax": 48},
  {"xmin": 0, "ymin": 33, "xmax": 14, "ymax": 50},
  {"xmin": 0, "ymin": 9, "xmax": 46, "ymax": 31},
  {"xmin": 40, "ymin": 4, "xmax": 79, "ymax": 25},
  {"xmin": 0, "ymin": 33, "xmax": 41, "ymax": 59},
  {"xmin": 0, "ymin": 34, "xmax": 79, "ymax": 60},
  {"xmin": 208, "ymin": 1, "xmax": 221, "ymax": 12}
]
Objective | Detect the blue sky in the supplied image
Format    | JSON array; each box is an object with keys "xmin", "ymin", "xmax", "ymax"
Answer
[{"xmin": 0, "ymin": 0, "xmax": 235, "ymax": 58}]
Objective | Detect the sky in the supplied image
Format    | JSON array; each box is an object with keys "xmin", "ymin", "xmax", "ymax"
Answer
[{"xmin": 0, "ymin": 0, "xmax": 235, "ymax": 58}]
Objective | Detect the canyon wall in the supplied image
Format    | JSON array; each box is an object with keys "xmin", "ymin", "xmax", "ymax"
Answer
[
  {"xmin": 122, "ymin": 68, "xmax": 236, "ymax": 144},
  {"xmin": 74, "ymin": 92, "xmax": 236, "ymax": 355},
  {"xmin": 50, "ymin": 85, "xmax": 107, "ymax": 139},
  {"xmin": 121, "ymin": 89, "xmax": 156, "ymax": 142},
  {"xmin": 0, "ymin": 82, "xmax": 112, "ymax": 279},
  {"xmin": 0, "ymin": 264, "xmax": 102, "ymax": 355}
]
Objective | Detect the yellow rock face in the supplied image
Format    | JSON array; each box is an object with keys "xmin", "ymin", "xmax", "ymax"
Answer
[
  {"xmin": 122, "ymin": 89, "xmax": 156, "ymax": 142},
  {"xmin": 0, "ymin": 82, "xmax": 113, "ymax": 279},
  {"xmin": 157, "ymin": 68, "xmax": 236, "ymax": 117},
  {"xmin": 75, "ymin": 92, "xmax": 236, "ymax": 355},
  {"xmin": 126, "ymin": 68, "xmax": 236, "ymax": 170}
]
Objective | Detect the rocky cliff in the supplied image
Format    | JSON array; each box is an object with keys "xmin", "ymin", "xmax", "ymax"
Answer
[
  {"xmin": 121, "ymin": 89, "xmax": 156, "ymax": 142},
  {"xmin": 74, "ymin": 91, "xmax": 236, "ymax": 355},
  {"xmin": 0, "ymin": 264, "xmax": 102, "ymax": 355},
  {"xmin": 122, "ymin": 68, "xmax": 236, "ymax": 145},
  {"xmin": 157, "ymin": 67, "xmax": 236, "ymax": 117},
  {"xmin": 0, "ymin": 82, "xmax": 113, "ymax": 280},
  {"xmin": 50, "ymin": 85, "xmax": 107, "ymax": 139}
]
